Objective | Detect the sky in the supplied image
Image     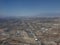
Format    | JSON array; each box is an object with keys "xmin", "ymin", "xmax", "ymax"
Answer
[{"xmin": 0, "ymin": 0, "xmax": 60, "ymax": 17}]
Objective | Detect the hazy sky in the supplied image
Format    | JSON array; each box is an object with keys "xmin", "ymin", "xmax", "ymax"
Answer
[{"xmin": 0, "ymin": 0, "xmax": 60, "ymax": 17}]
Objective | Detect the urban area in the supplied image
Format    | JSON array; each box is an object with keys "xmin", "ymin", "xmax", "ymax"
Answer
[{"xmin": 0, "ymin": 17, "xmax": 60, "ymax": 45}]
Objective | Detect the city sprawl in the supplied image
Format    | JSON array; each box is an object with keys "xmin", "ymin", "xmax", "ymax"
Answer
[{"xmin": 0, "ymin": 17, "xmax": 60, "ymax": 45}]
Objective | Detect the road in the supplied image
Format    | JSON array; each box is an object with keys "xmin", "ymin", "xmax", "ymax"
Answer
[{"xmin": 27, "ymin": 23, "xmax": 41, "ymax": 45}]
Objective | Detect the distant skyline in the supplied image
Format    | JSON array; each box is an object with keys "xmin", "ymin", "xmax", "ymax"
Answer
[{"xmin": 0, "ymin": 0, "xmax": 60, "ymax": 17}]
